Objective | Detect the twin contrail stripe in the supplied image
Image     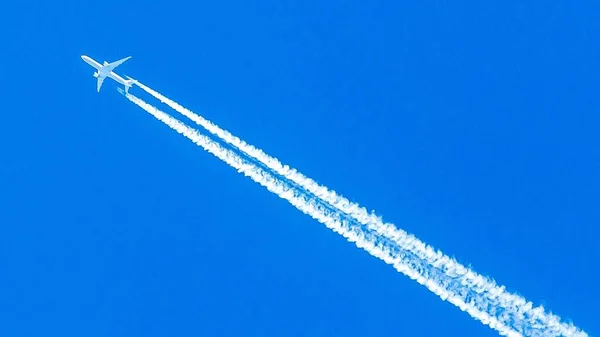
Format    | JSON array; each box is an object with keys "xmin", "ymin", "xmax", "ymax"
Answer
[{"xmin": 121, "ymin": 85, "xmax": 587, "ymax": 337}]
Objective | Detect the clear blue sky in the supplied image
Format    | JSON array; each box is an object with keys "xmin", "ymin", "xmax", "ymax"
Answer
[{"xmin": 1, "ymin": 1, "xmax": 598, "ymax": 336}]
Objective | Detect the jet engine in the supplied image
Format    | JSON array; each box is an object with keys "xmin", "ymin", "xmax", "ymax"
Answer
[{"xmin": 93, "ymin": 72, "xmax": 99, "ymax": 78}]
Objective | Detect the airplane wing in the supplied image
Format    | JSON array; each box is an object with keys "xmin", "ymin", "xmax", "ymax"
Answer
[
  {"xmin": 96, "ymin": 75, "xmax": 106, "ymax": 92},
  {"xmin": 104, "ymin": 56, "xmax": 131, "ymax": 72}
]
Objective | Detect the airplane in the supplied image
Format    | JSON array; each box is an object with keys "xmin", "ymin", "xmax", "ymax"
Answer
[{"xmin": 81, "ymin": 55, "xmax": 136, "ymax": 93}]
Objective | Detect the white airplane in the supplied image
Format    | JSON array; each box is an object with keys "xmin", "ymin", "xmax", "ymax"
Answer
[{"xmin": 81, "ymin": 55, "xmax": 136, "ymax": 93}]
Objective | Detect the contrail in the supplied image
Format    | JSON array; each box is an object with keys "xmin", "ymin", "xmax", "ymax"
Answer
[
  {"xmin": 132, "ymin": 82, "xmax": 587, "ymax": 337},
  {"xmin": 121, "ymin": 91, "xmax": 522, "ymax": 337}
]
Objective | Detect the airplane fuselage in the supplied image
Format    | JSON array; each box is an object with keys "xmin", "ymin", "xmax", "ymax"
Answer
[
  {"xmin": 81, "ymin": 55, "xmax": 133, "ymax": 92},
  {"xmin": 81, "ymin": 55, "xmax": 130, "ymax": 87}
]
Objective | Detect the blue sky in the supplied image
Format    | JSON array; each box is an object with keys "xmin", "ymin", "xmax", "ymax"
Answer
[{"xmin": 1, "ymin": 1, "xmax": 598, "ymax": 336}]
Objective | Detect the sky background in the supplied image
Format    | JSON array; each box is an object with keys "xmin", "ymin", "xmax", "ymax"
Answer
[{"xmin": 0, "ymin": 1, "xmax": 598, "ymax": 336}]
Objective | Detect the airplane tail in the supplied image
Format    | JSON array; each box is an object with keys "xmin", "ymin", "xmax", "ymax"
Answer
[{"xmin": 124, "ymin": 75, "xmax": 137, "ymax": 93}]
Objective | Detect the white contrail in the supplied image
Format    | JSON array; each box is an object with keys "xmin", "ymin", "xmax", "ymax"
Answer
[
  {"xmin": 133, "ymin": 82, "xmax": 587, "ymax": 337},
  {"xmin": 121, "ymin": 92, "xmax": 522, "ymax": 337}
]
